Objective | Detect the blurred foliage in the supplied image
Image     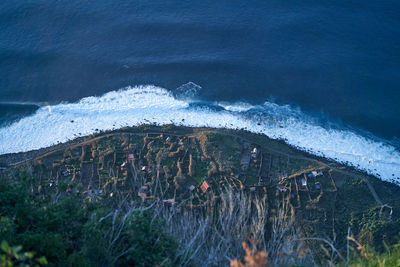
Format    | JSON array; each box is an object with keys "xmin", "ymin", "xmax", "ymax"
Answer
[
  {"xmin": 0, "ymin": 179, "xmax": 180, "ymax": 266},
  {"xmin": 0, "ymin": 240, "xmax": 48, "ymax": 267},
  {"xmin": 349, "ymin": 207, "xmax": 400, "ymax": 251},
  {"xmin": 337, "ymin": 240, "xmax": 400, "ymax": 267},
  {"xmin": 230, "ymin": 240, "xmax": 268, "ymax": 267}
]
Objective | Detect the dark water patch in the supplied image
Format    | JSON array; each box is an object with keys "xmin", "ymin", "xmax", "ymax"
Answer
[
  {"xmin": 0, "ymin": 103, "xmax": 39, "ymax": 126},
  {"xmin": 0, "ymin": 0, "xmax": 400, "ymax": 141}
]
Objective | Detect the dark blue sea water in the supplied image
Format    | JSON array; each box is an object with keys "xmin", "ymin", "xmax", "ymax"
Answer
[{"xmin": 0, "ymin": 1, "xmax": 400, "ymax": 182}]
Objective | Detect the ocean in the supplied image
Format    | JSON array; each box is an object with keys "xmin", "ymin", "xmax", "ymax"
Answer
[{"xmin": 0, "ymin": 1, "xmax": 399, "ymax": 182}]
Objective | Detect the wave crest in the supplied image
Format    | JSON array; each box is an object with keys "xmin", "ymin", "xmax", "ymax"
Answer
[{"xmin": 0, "ymin": 85, "xmax": 399, "ymax": 183}]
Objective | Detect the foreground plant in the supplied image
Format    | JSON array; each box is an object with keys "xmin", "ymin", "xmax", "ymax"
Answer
[
  {"xmin": 0, "ymin": 241, "xmax": 47, "ymax": 267},
  {"xmin": 230, "ymin": 240, "xmax": 268, "ymax": 267}
]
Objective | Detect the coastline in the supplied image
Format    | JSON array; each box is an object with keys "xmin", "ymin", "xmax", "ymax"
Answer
[
  {"xmin": 0, "ymin": 124, "xmax": 392, "ymax": 187},
  {"xmin": 1, "ymin": 85, "xmax": 398, "ymax": 184}
]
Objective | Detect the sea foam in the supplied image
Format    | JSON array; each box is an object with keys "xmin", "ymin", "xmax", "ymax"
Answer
[{"xmin": 0, "ymin": 85, "xmax": 399, "ymax": 183}]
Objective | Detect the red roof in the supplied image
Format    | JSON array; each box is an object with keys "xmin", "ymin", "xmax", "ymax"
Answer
[
  {"xmin": 138, "ymin": 192, "xmax": 146, "ymax": 201},
  {"xmin": 200, "ymin": 181, "xmax": 209, "ymax": 193},
  {"xmin": 277, "ymin": 185, "xmax": 288, "ymax": 192}
]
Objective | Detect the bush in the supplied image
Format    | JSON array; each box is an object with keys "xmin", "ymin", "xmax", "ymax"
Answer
[
  {"xmin": 344, "ymin": 242, "xmax": 400, "ymax": 267},
  {"xmin": 0, "ymin": 179, "xmax": 181, "ymax": 266},
  {"xmin": 84, "ymin": 210, "xmax": 180, "ymax": 266},
  {"xmin": 0, "ymin": 240, "xmax": 48, "ymax": 266}
]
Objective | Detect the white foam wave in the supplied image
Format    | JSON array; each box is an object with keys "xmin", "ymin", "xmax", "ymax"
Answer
[
  {"xmin": 218, "ymin": 102, "xmax": 255, "ymax": 112},
  {"xmin": 0, "ymin": 85, "xmax": 399, "ymax": 183}
]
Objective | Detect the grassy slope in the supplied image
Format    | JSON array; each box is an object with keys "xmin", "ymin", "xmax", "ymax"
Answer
[{"xmin": 1, "ymin": 124, "xmax": 399, "ymax": 265}]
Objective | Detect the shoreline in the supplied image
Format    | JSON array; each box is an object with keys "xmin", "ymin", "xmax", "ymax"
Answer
[{"xmin": 0, "ymin": 85, "xmax": 398, "ymax": 184}]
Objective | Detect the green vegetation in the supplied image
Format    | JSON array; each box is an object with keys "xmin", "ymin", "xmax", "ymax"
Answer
[
  {"xmin": 0, "ymin": 178, "xmax": 181, "ymax": 267},
  {"xmin": 336, "ymin": 239, "xmax": 400, "ymax": 267},
  {"xmin": 0, "ymin": 240, "xmax": 48, "ymax": 267},
  {"xmin": 1, "ymin": 126, "xmax": 400, "ymax": 266}
]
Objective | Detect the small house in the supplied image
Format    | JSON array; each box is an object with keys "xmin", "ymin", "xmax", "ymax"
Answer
[
  {"xmin": 138, "ymin": 192, "xmax": 146, "ymax": 201},
  {"xmin": 277, "ymin": 185, "xmax": 288, "ymax": 192},
  {"xmin": 251, "ymin": 147, "xmax": 258, "ymax": 158},
  {"xmin": 189, "ymin": 185, "xmax": 196, "ymax": 191},
  {"xmin": 141, "ymin": 166, "xmax": 151, "ymax": 172},
  {"xmin": 312, "ymin": 171, "xmax": 323, "ymax": 177},
  {"xmin": 301, "ymin": 178, "xmax": 307, "ymax": 187},
  {"xmin": 200, "ymin": 181, "xmax": 210, "ymax": 193},
  {"xmin": 250, "ymin": 187, "xmax": 256, "ymax": 192},
  {"xmin": 162, "ymin": 199, "xmax": 175, "ymax": 204}
]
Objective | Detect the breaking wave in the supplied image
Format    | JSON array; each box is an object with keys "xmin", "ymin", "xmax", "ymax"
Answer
[{"xmin": 0, "ymin": 85, "xmax": 399, "ymax": 183}]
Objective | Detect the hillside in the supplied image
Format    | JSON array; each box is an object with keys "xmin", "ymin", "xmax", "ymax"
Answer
[{"xmin": 1, "ymin": 125, "xmax": 400, "ymax": 266}]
